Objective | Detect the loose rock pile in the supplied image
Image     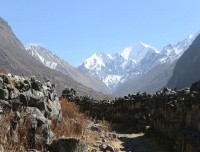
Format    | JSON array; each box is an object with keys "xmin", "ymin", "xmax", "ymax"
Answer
[
  {"xmin": 0, "ymin": 74, "xmax": 61, "ymax": 119},
  {"xmin": 62, "ymin": 84, "xmax": 200, "ymax": 152},
  {"xmin": 0, "ymin": 74, "xmax": 87, "ymax": 152}
]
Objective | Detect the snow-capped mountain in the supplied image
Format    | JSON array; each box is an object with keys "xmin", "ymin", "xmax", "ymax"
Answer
[
  {"xmin": 78, "ymin": 35, "xmax": 194, "ymax": 91},
  {"xmin": 26, "ymin": 44, "xmax": 58, "ymax": 69},
  {"xmin": 113, "ymin": 34, "xmax": 195, "ymax": 97},
  {"xmin": 159, "ymin": 34, "xmax": 194, "ymax": 63},
  {"xmin": 78, "ymin": 42, "xmax": 159, "ymax": 90},
  {"xmin": 25, "ymin": 44, "xmax": 110, "ymax": 95}
]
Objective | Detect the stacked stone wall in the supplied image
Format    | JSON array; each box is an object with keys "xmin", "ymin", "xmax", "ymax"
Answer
[{"xmin": 62, "ymin": 85, "xmax": 200, "ymax": 152}]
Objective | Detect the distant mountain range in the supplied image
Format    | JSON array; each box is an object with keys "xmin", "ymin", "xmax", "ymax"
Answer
[
  {"xmin": 78, "ymin": 43, "xmax": 158, "ymax": 90},
  {"xmin": 25, "ymin": 33, "xmax": 195, "ymax": 97},
  {"xmin": 78, "ymin": 35, "xmax": 194, "ymax": 95},
  {"xmin": 0, "ymin": 17, "xmax": 110, "ymax": 99},
  {"xmin": 25, "ymin": 44, "xmax": 110, "ymax": 95},
  {"xmin": 113, "ymin": 35, "xmax": 195, "ymax": 96}
]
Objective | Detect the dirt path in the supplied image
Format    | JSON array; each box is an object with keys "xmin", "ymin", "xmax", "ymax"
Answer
[{"xmin": 110, "ymin": 133, "xmax": 169, "ymax": 152}]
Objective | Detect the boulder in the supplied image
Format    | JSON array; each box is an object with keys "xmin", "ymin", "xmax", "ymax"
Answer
[
  {"xmin": 191, "ymin": 80, "xmax": 200, "ymax": 92},
  {"xmin": 0, "ymin": 88, "xmax": 9, "ymax": 100},
  {"xmin": 0, "ymin": 100, "xmax": 11, "ymax": 112},
  {"xmin": 99, "ymin": 143, "xmax": 114, "ymax": 152},
  {"xmin": 48, "ymin": 138, "xmax": 88, "ymax": 152},
  {"xmin": 24, "ymin": 107, "xmax": 53, "ymax": 147},
  {"xmin": 0, "ymin": 144, "xmax": 4, "ymax": 152}
]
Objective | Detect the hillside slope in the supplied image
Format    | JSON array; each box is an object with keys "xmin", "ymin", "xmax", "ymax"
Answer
[
  {"xmin": 0, "ymin": 17, "xmax": 109, "ymax": 99},
  {"xmin": 113, "ymin": 61, "xmax": 176, "ymax": 97},
  {"xmin": 167, "ymin": 34, "xmax": 200, "ymax": 89},
  {"xmin": 25, "ymin": 44, "xmax": 110, "ymax": 94}
]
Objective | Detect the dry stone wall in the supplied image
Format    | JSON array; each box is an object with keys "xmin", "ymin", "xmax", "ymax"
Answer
[{"xmin": 62, "ymin": 83, "xmax": 200, "ymax": 152}]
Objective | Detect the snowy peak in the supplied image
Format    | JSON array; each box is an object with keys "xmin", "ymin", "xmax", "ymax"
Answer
[
  {"xmin": 128, "ymin": 42, "xmax": 159, "ymax": 62},
  {"xmin": 84, "ymin": 53, "xmax": 108, "ymax": 70},
  {"xmin": 25, "ymin": 44, "xmax": 58, "ymax": 69},
  {"xmin": 25, "ymin": 44, "xmax": 110, "ymax": 94},
  {"xmin": 78, "ymin": 42, "xmax": 160, "ymax": 90},
  {"xmin": 160, "ymin": 34, "xmax": 194, "ymax": 63},
  {"xmin": 79, "ymin": 36, "xmax": 194, "ymax": 91},
  {"xmin": 120, "ymin": 42, "xmax": 159, "ymax": 62},
  {"xmin": 120, "ymin": 47, "xmax": 132, "ymax": 60}
]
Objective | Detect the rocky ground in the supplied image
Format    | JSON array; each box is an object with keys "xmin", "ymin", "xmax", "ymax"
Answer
[
  {"xmin": 116, "ymin": 133, "xmax": 169, "ymax": 152},
  {"xmin": 88, "ymin": 131, "xmax": 170, "ymax": 152}
]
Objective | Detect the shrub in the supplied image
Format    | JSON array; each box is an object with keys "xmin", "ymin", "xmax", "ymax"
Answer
[
  {"xmin": 51, "ymin": 98, "xmax": 87, "ymax": 138},
  {"xmin": 0, "ymin": 112, "xmax": 28, "ymax": 152},
  {"xmin": 51, "ymin": 98, "xmax": 111, "ymax": 145}
]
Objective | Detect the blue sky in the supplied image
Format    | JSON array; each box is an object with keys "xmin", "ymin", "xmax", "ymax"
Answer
[{"xmin": 1, "ymin": 0, "xmax": 200, "ymax": 66}]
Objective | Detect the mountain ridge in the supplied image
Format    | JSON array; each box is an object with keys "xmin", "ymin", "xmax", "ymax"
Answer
[
  {"xmin": 25, "ymin": 44, "xmax": 110, "ymax": 94},
  {"xmin": 78, "ymin": 35, "xmax": 194, "ymax": 92},
  {"xmin": 167, "ymin": 33, "xmax": 200, "ymax": 89},
  {"xmin": 112, "ymin": 35, "xmax": 195, "ymax": 96}
]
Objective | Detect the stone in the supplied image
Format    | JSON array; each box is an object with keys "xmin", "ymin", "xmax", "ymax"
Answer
[
  {"xmin": 191, "ymin": 80, "xmax": 200, "ymax": 92},
  {"xmin": 48, "ymin": 138, "xmax": 88, "ymax": 152},
  {"xmin": 31, "ymin": 80, "xmax": 43, "ymax": 91},
  {"xmin": 0, "ymin": 88, "xmax": 9, "ymax": 100},
  {"xmin": 0, "ymin": 100, "xmax": 11, "ymax": 112},
  {"xmin": 90, "ymin": 149, "xmax": 97, "ymax": 152},
  {"xmin": 99, "ymin": 144, "xmax": 114, "ymax": 152},
  {"xmin": 21, "ymin": 113, "xmax": 52, "ymax": 148},
  {"xmin": 28, "ymin": 149, "xmax": 41, "ymax": 152},
  {"xmin": 106, "ymin": 144, "xmax": 115, "ymax": 152},
  {"xmin": 0, "ymin": 144, "xmax": 4, "ymax": 152},
  {"xmin": 0, "ymin": 77, "xmax": 3, "ymax": 83}
]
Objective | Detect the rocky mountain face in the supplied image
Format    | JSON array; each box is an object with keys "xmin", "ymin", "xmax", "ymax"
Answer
[
  {"xmin": 167, "ymin": 33, "xmax": 200, "ymax": 89},
  {"xmin": 113, "ymin": 36, "xmax": 194, "ymax": 96},
  {"xmin": 78, "ymin": 36, "xmax": 194, "ymax": 93},
  {"xmin": 25, "ymin": 44, "xmax": 110, "ymax": 94},
  {"xmin": 0, "ymin": 17, "xmax": 109, "ymax": 99},
  {"xmin": 113, "ymin": 61, "xmax": 176, "ymax": 97},
  {"xmin": 78, "ymin": 43, "xmax": 159, "ymax": 90}
]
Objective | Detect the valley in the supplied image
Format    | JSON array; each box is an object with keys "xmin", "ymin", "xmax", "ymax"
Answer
[{"xmin": 0, "ymin": 15, "xmax": 200, "ymax": 152}]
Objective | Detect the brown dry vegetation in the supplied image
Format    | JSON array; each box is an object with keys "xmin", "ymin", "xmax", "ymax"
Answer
[
  {"xmin": 51, "ymin": 98, "xmax": 111, "ymax": 145},
  {"xmin": 51, "ymin": 98, "xmax": 87, "ymax": 138},
  {"xmin": 0, "ymin": 112, "xmax": 28, "ymax": 152}
]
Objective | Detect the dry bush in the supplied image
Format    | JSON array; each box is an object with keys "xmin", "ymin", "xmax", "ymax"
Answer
[
  {"xmin": 51, "ymin": 98, "xmax": 111, "ymax": 146},
  {"xmin": 0, "ymin": 112, "xmax": 28, "ymax": 152},
  {"xmin": 51, "ymin": 98, "xmax": 87, "ymax": 138},
  {"xmin": 0, "ymin": 114, "xmax": 12, "ymax": 147},
  {"xmin": 0, "ymin": 113, "xmax": 25, "ymax": 152}
]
